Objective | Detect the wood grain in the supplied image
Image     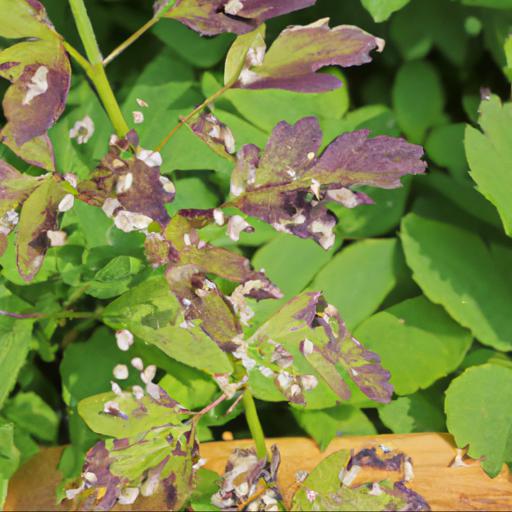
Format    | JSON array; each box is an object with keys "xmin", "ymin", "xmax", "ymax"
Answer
[{"xmin": 5, "ymin": 433, "xmax": 512, "ymax": 511}]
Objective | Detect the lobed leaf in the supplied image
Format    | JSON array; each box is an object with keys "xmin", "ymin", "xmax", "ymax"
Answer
[
  {"xmin": 246, "ymin": 291, "xmax": 393, "ymax": 407},
  {"xmin": 230, "ymin": 117, "xmax": 425, "ymax": 249}
]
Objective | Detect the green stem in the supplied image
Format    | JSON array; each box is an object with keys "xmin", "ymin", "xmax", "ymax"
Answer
[
  {"xmin": 0, "ymin": 310, "xmax": 99, "ymax": 320},
  {"xmin": 68, "ymin": 0, "xmax": 129, "ymax": 137},
  {"xmin": 155, "ymin": 76, "xmax": 238, "ymax": 152},
  {"xmin": 103, "ymin": 17, "xmax": 159, "ymax": 66},
  {"xmin": 243, "ymin": 389, "xmax": 268, "ymax": 459}
]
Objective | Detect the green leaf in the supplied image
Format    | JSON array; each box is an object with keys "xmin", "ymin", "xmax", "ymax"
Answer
[
  {"xmin": 103, "ymin": 277, "xmax": 233, "ymax": 375},
  {"xmin": 0, "ymin": 289, "xmax": 33, "ymax": 408},
  {"xmin": 354, "ymin": 296, "xmax": 472, "ymax": 395},
  {"xmin": 392, "ymin": 60, "xmax": 445, "ymax": 143},
  {"xmin": 224, "ymin": 71, "xmax": 349, "ymax": 133},
  {"xmin": 293, "ymin": 406, "xmax": 376, "ymax": 451},
  {"xmin": 378, "ymin": 388, "xmax": 445, "ymax": 434},
  {"xmin": 291, "ymin": 450, "xmax": 409, "ymax": 511},
  {"xmin": 445, "ymin": 364, "xmax": 512, "ymax": 477},
  {"xmin": 189, "ymin": 468, "xmax": 220, "ymax": 511},
  {"xmin": 16, "ymin": 176, "xmax": 66, "ymax": 281},
  {"xmin": 311, "ymin": 239, "xmax": 403, "ymax": 330},
  {"xmin": 252, "ymin": 233, "xmax": 334, "ymax": 297},
  {"xmin": 460, "ymin": 0, "xmax": 512, "ymax": 7},
  {"xmin": 361, "ymin": 0, "xmax": 410, "ymax": 22},
  {"xmin": 401, "ymin": 212, "xmax": 512, "ymax": 351},
  {"xmin": 0, "ymin": 422, "xmax": 20, "ymax": 508},
  {"xmin": 224, "ymin": 26, "xmax": 265, "ymax": 84},
  {"xmin": 78, "ymin": 390, "xmax": 185, "ymax": 439},
  {"xmin": 3, "ymin": 392, "xmax": 58, "ymax": 443},
  {"xmin": 0, "ymin": 0, "xmax": 56, "ymax": 40},
  {"xmin": 86, "ymin": 255, "xmax": 143, "ymax": 299},
  {"xmin": 153, "ymin": 19, "xmax": 233, "ymax": 69},
  {"xmin": 465, "ymin": 95, "xmax": 512, "ymax": 236},
  {"xmin": 425, "ymin": 123, "xmax": 467, "ymax": 180}
]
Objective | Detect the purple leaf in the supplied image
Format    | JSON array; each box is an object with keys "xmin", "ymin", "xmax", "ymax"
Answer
[
  {"xmin": 78, "ymin": 134, "xmax": 174, "ymax": 228},
  {"xmin": 162, "ymin": 0, "xmax": 316, "ymax": 36},
  {"xmin": 229, "ymin": 117, "xmax": 425, "ymax": 249},
  {"xmin": 0, "ymin": 39, "xmax": 71, "ymax": 170},
  {"xmin": 188, "ymin": 110, "xmax": 236, "ymax": 159},
  {"xmin": 233, "ymin": 19, "xmax": 384, "ymax": 92}
]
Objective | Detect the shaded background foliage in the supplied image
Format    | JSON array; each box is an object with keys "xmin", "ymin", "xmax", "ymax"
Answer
[{"xmin": 1, "ymin": 0, "xmax": 512, "ymax": 505}]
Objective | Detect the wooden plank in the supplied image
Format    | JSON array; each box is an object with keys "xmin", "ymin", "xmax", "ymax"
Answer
[{"xmin": 5, "ymin": 433, "xmax": 512, "ymax": 511}]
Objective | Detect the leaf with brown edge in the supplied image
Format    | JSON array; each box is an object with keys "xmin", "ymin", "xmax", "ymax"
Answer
[
  {"xmin": 245, "ymin": 291, "xmax": 393, "ymax": 407},
  {"xmin": 16, "ymin": 174, "xmax": 67, "ymax": 281},
  {"xmin": 230, "ymin": 18, "xmax": 384, "ymax": 93},
  {"xmin": 229, "ymin": 117, "xmax": 425, "ymax": 249},
  {"xmin": 0, "ymin": 13, "xmax": 71, "ymax": 170},
  {"xmin": 160, "ymin": 0, "xmax": 316, "ymax": 37}
]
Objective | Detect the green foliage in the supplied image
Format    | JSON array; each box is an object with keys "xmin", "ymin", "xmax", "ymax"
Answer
[
  {"xmin": 2, "ymin": 0, "xmax": 512, "ymax": 508},
  {"xmin": 445, "ymin": 364, "xmax": 512, "ymax": 476}
]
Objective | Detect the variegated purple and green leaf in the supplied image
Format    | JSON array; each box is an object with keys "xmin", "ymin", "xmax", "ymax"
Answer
[
  {"xmin": 71, "ymin": 388, "xmax": 198, "ymax": 510},
  {"xmin": 160, "ymin": 0, "xmax": 316, "ymax": 36},
  {"xmin": 78, "ymin": 133, "xmax": 175, "ymax": 229},
  {"xmin": 159, "ymin": 211, "xmax": 281, "ymax": 349},
  {"xmin": 228, "ymin": 19, "xmax": 384, "ymax": 93},
  {"xmin": 245, "ymin": 291, "xmax": 393, "ymax": 408},
  {"xmin": 228, "ymin": 117, "xmax": 425, "ymax": 249},
  {"xmin": 0, "ymin": 0, "xmax": 71, "ymax": 169}
]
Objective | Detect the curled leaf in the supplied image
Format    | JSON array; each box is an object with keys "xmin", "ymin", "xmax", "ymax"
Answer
[
  {"xmin": 230, "ymin": 117, "xmax": 425, "ymax": 249},
  {"xmin": 231, "ymin": 18, "xmax": 384, "ymax": 92},
  {"xmin": 161, "ymin": 0, "xmax": 316, "ymax": 36}
]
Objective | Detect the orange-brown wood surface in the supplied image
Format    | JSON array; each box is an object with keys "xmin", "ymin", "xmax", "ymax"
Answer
[{"xmin": 5, "ymin": 433, "xmax": 512, "ymax": 511}]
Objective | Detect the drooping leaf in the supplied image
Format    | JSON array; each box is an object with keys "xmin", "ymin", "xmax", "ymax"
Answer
[
  {"xmin": 161, "ymin": 0, "xmax": 316, "ymax": 36},
  {"xmin": 228, "ymin": 19, "xmax": 384, "ymax": 93},
  {"xmin": 246, "ymin": 291, "xmax": 393, "ymax": 408},
  {"xmin": 229, "ymin": 117, "xmax": 425, "ymax": 249},
  {"xmin": 354, "ymin": 296, "xmax": 472, "ymax": 395},
  {"xmin": 16, "ymin": 174, "xmax": 67, "ymax": 281},
  {"xmin": 465, "ymin": 95, "xmax": 512, "ymax": 236},
  {"xmin": 401, "ymin": 212, "xmax": 512, "ymax": 351},
  {"xmin": 445, "ymin": 364, "xmax": 512, "ymax": 477}
]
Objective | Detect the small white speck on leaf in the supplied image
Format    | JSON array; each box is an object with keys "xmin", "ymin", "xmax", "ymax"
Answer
[
  {"xmin": 23, "ymin": 66, "xmax": 48, "ymax": 105},
  {"xmin": 115, "ymin": 329, "xmax": 134, "ymax": 351},
  {"xmin": 58, "ymin": 194, "xmax": 74, "ymax": 213},
  {"xmin": 69, "ymin": 116, "xmax": 95, "ymax": 144}
]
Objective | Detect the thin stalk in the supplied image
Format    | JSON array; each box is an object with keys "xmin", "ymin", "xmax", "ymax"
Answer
[
  {"xmin": 155, "ymin": 78, "xmax": 237, "ymax": 152},
  {"xmin": 63, "ymin": 41, "xmax": 93, "ymax": 77},
  {"xmin": 103, "ymin": 17, "xmax": 159, "ymax": 66},
  {"xmin": 68, "ymin": 0, "xmax": 129, "ymax": 137},
  {"xmin": 242, "ymin": 389, "xmax": 268, "ymax": 459},
  {"xmin": 0, "ymin": 310, "xmax": 99, "ymax": 320}
]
